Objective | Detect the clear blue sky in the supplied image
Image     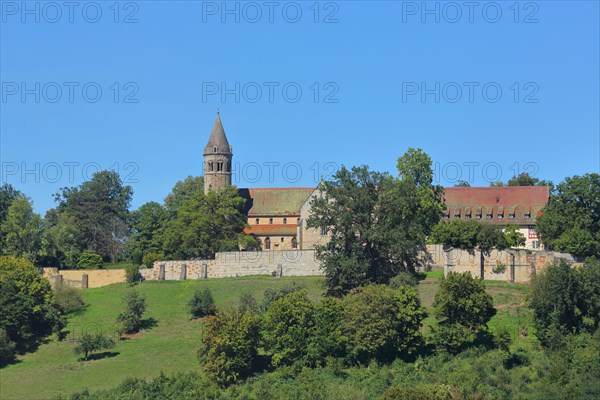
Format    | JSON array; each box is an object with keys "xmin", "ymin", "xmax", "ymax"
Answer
[{"xmin": 1, "ymin": 1, "xmax": 599, "ymax": 214}]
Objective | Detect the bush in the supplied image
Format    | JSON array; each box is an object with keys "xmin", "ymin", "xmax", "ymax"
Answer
[
  {"xmin": 261, "ymin": 290, "xmax": 315, "ymax": 367},
  {"xmin": 389, "ymin": 272, "xmax": 418, "ymax": 289},
  {"xmin": 78, "ymin": 252, "xmax": 103, "ymax": 269},
  {"xmin": 74, "ymin": 332, "xmax": 115, "ymax": 360},
  {"xmin": 116, "ymin": 290, "xmax": 146, "ymax": 334},
  {"xmin": 199, "ymin": 307, "xmax": 261, "ymax": 386},
  {"xmin": 306, "ymin": 297, "xmax": 347, "ymax": 366},
  {"xmin": 261, "ymin": 282, "xmax": 305, "ymax": 311},
  {"xmin": 0, "ymin": 328, "xmax": 16, "ymax": 366},
  {"xmin": 342, "ymin": 284, "xmax": 426, "ymax": 363},
  {"xmin": 189, "ymin": 288, "xmax": 216, "ymax": 319},
  {"xmin": 0, "ymin": 256, "xmax": 61, "ymax": 351},
  {"xmin": 383, "ymin": 385, "xmax": 457, "ymax": 400},
  {"xmin": 432, "ymin": 272, "xmax": 496, "ymax": 353},
  {"xmin": 142, "ymin": 252, "xmax": 165, "ymax": 268},
  {"xmin": 237, "ymin": 293, "xmax": 258, "ymax": 314},
  {"xmin": 54, "ymin": 286, "xmax": 84, "ymax": 314},
  {"xmin": 130, "ymin": 248, "xmax": 143, "ymax": 266},
  {"xmin": 125, "ymin": 264, "xmax": 141, "ymax": 285}
]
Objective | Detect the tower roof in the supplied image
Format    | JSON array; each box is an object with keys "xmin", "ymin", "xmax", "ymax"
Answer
[{"xmin": 204, "ymin": 112, "xmax": 232, "ymax": 154}]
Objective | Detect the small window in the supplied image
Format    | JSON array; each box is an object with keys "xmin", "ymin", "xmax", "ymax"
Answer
[
  {"xmin": 291, "ymin": 237, "xmax": 298, "ymax": 249},
  {"xmin": 269, "ymin": 218, "xmax": 273, "ymax": 225},
  {"xmin": 524, "ymin": 213, "xmax": 531, "ymax": 219},
  {"xmin": 213, "ymin": 146, "xmax": 217, "ymax": 153},
  {"xmin": 283, "ymin": 218, "xmax": 287, "ymax": 224},
  {"xmin": 475, "ymin": 214, "xmax": 482, "ymax": 220},
  {"xmin": 532, "ymin": 240, "xmax": 540, "ymax": 249},
  {"xmin": 265, "ymin": 237, "xmax": 271, "ymax": 250},
  {"xmin": 498, "ymin": 214, "xmax": 504, "ymax": 219},
  {"xmin": 465, "ymin": 214, "xmax": 472, "ymax": 219},
  {"xmin": 209, "ymin": 162, "xmax": 214, "ymax": 172},
  {"xmin": 509, "ymin": 214, "xmax": 515, "ymax": 219},
  {"xmin": 486, "ymin": 214, "xmax": 492, "ymax": 220},
  {"xmin": 255, "ymin": 218, "xmax": 259, "ymax": 225},
  {"xmin": 281, "ymin": 237, "xmax": 284, "ymax": 243},
  {"xmin": 454, "ymin": 212, "xmax": 460, "ymax": 218}
]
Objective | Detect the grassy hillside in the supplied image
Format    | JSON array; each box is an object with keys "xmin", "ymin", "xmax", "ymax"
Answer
[{"xmin": 0, "ymin": 273, "xmax": 534, "ymax": 400}]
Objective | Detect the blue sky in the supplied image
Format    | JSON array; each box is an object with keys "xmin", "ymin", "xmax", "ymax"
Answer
[{"xmin": 1, "ymin": 1, "xmax": 599, "ymax": 214}]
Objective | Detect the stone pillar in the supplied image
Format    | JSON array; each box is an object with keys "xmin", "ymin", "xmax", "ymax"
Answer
[
  {"xmin": 201, "ymin": 263, "xmax": 208, "ymax": 279},
  {"xmin": 81, "ymin": 274, "xmax": 89, "ymax": 289},
  {"xmin": 276, "ymin": 264, "xmax": 283, "ymax": 278},
  {"xmin": 159, "ymin": 264, "xmax": 166, "ymax": 280},
  {"xmin": 180, "ymin": 264, "xmax": 187, "ymax": 280}
]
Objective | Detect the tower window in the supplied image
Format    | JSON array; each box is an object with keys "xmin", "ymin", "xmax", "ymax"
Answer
[
  {"xmin": 255, "ymin": 218, "xmax": 259, "ymax": 225},
  {"xmin": 209, "ymin": 162, "xmax": 214, "ymax": 172},
  {"xmin": 213, "ymin": 146, "xmax": 217, "ymax": 153},
  {"xmin": 269, "ymin": 218, "xmax": 273, "ymax": 224},
  {"xmin": 281, "ymin": 237, "xmax": 284, "ymax": 243},
  {"xmin": 217, "ymin": 162, "xmax": 223, "ymax": 172},
  {"xmin": 283, "ymin": 218, "xmax": 287, "ymax": 224}
]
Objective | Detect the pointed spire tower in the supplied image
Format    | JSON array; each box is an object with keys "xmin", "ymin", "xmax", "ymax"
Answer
[{"xmin": 203, "ymin": 112, "xmax": 233, "ymax": 194}]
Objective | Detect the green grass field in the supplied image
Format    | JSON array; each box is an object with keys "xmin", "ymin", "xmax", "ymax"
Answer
[{"xmin": 0, "ymin": 273, "xmax": 533, "ymax": 400}]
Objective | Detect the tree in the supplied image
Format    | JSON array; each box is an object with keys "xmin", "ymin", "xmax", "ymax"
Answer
[
  {"xmin": 189, "ymin": 288, "xmax": 216, "ymax": 319},
  {"xmin": 163, "ymin": 186, "xmax": 249, "ymax": 259},
  {"xmin": 164, "ymin": 176, "xmax": 204, "ymax": 217},
  {"xmin": 306, "ymin": 297, "xmax": 347, "ymax": 366},
  {"xmin": 429, "ymin": 220, "xmax": 507, "ymax": 252},
  {"xmin": 432, "ymin": 272, "xmax": 496, "ymax": 353},
  {"xmin": 78, "ymin": 252, "xmax": 103, "ymax": 269},
  {"xmin": 74, "ymin": 332, "xmax": 115, "ymax": 360},
  {"xmin": 261, "ymin": 290, "xmax": 315, "ymax": 367},
  {"xmin": 53, "ymin": 170, "xmax": 133, "ymax": 262},
  {"xmin": 308, "ymin": 149, "xmax": 443, "ymax": 296},
  {"xmin": 508, "ymin": 172, "xmax": 540, "ymax": 186},
  {"xmin": 454, "ymin": 180, "xmax": 471, "ymax": 187},
  {"xmin": 503, "ymin": 225, "xmax": 526, "ymax": 248},
  {"xmin": 0, "ymin": 256, "xmax": 62, "ymax": 352},
  {"xmin": 128, "ymin": 201, "xmax": 168, "ymax": 260},
  {"xmin": 342, "ymin": 285, "xmax": 426, "ymax": 363},
  {"xmin": 536, "ymin": 173, "xmax": 600, "ymax": 257},
  {"xmin": 1, "ymin": 196, "xmax": 43, "ymax": 263},
  {"xmin": 0, "ymin": 184, "xmax": 23, "ymax": 254},
  {"xmin": 116, "ymin": 290, "xmax": 147, "ymax": 334},
  {"xmin": 199, "ymin": 307, "xmax": 261, "ymax": 386},
  {"xmin": 529, "ymin": 259, "xmax": 600, "ymax": 348},
  {"xmin": 0, "ymin": 327, "xmax": 16, "ymax": 365}
]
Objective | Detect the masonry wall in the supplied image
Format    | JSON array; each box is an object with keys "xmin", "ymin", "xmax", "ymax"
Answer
[
  {"xmin": 150, "ymin": 250, "xmax": 323, "ymax": 280},
  {"xmin": 43, "ymin": 268, "xmax": 127, "ymax": 289}
]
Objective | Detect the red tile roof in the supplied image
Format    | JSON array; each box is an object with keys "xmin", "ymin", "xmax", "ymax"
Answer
[
  {"xmin": 442, "ymin": 186, "xmax": 550, "ymax": 225},
  {"xmin": 238, "ymin": 188, "xmax": 314, "ymax": 217},
  {"xmin": 244, "ymin": 224, "xmax": 298, "ymax": 236}
]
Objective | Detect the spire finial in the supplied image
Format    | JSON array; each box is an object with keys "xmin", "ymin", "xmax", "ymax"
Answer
[{"xmin": 217, "ymin": 107, "xmax": 220, "ymax": 115}]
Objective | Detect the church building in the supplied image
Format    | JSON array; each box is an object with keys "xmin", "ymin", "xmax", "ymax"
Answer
[
  {"xmin": 203, "ymin": 113, "xmax": 327, "ymax": 251},
  {"xmin": 203, "ymin": 114, "xmax": 550, "ymax": 252}
]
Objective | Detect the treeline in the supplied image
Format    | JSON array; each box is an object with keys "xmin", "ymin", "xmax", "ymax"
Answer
[{"xmin": 0, "ymin": 173, "xmax": 256, "ymax": 269}]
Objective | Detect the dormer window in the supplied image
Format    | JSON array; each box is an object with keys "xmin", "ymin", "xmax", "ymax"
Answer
[
  {"xmin": 498, "ymin": 214, "xmax": 504, "ymax": 219},
  {"xmin": 524, "ymin": 213, "xmax": 531, "ymax": 219},
  {"xmin": 509, "ymin": 214, "xmax": 515, "ymax": 219},
  {"xmin": 213, "ymin": 146, "xmax": 217, "ymax": 153}
]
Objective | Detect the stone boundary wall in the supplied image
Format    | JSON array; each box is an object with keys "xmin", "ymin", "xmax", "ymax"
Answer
[
  {"xmin": 150, "ymin": 249, "xmax": 323, "ymax": 280},
  {"xmin": 435, "ymin": 246, "xmax": 579, "ymax": 283},
  {"xmin": 43, "ymin": 268, "xmax": 126, "ymax": 289}
]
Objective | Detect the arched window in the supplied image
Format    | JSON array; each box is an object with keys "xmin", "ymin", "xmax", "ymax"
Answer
[
  {"xmin": 209, "ymin": 162, "xmax": 214, "ymax": 172},
  {"xmin": 281, "ymin": 237, "xmax": 284, "ymax": 243},
  {"xmin": 283, "ymin": 218, "xmax": 287, "ymax": 224},
  {"xmin": 291, "ymin": 237, "xmax": 298, "ymax": 249},
  {"xmin": 269, "ymin": 218, "xmax": 273, "ymax": 225},
  {"xmin": 255, "ymin": 218, "xmax": 260, "ymax": 225},
  {"xmin": 213, "ymin": 146, "xmax": 217, "ymax": 153},
  {"xmin": 265, "ymin": 237, "xmax": 271, "ymax": 250}
]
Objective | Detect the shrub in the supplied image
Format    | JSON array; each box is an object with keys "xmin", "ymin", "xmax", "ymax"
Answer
[
  {"xmin": 142, "ymin": 252, "xmax": 165, "ymax": 268},
  {"xmin": 0, "ymin": 328, "xmax": 16, "ymax": 366},
  {"xmin": 342, "ymin": 284, "xmax": 426, "ymax": 363},
  {"xmin": 189, "ymin": 288, "xmax": 216, "ymax": 319},
  {"xmin": 383, "ymin": 385, "xmax": 457, "ymax": 400},
  {"xmin": 54, "ymin": 286, "xmax": 84, "ymax": 314},
  {"xmin": 237, "ymin": 293, "xmax": 258, "ymax": 314},
  {"xmin": 0, "ymin": 256, "xmax": 61, "ymax": 351},
  {"xmin": 306, "ymin": 297, "xmax": 347, "ymax": 366},
  {"xmin": 199, "ymin": 307, "xmax": 261, "ymax": 386},
  {"xmin": 125, "ymin": 264, "xmax": 141, "ymax": 285},
  {"xmin": 74, "ymin": 332, "xmax": 115, "ymax": 360},
  {"xmin": 78, "ymin": 252, "xmax": 103, "ymax": 269},
  {"xmin": 130, "ymin": 248, "xmax": 143, "ymax": 266},
  {"xmin": 389, "ymin": 271, "xmax": 418, "ymax": 289},
  {"xmin": 432, "ymin": 272, "xmax": 496, "ymax": 353},
  {"xmin": 261, "ymin": 282, "xmax": 305, "ymax": 311},
  {"xmin": 116, "ymin": 290, "xmax": 146, "ymax": 334},
  {"xmin": 261, "ymin": 290, "xmax": 315, "ymax": 367}
]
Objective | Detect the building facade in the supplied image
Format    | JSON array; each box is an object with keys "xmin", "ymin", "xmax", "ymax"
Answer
[{"xmin": 203, "ymin": 115, "xmax": 550, "ymax": 251}]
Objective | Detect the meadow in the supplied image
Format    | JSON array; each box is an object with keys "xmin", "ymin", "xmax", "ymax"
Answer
[{"xmin": 0, "ymin": 273, "xmax": 533, "ymax": 400}]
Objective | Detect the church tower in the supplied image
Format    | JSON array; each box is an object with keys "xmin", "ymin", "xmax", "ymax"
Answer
[{"xmin": 204, "ymin": 112, "xmax": 233, "ymax": 194}]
